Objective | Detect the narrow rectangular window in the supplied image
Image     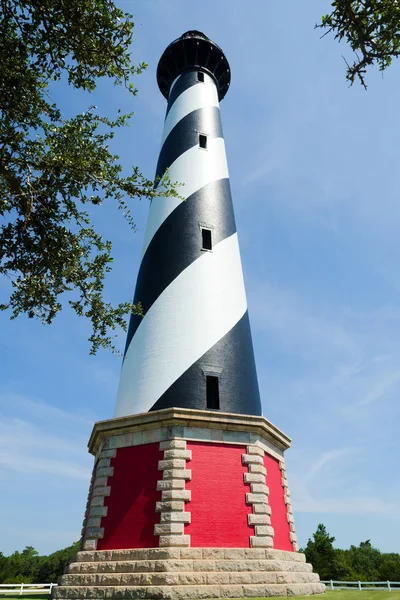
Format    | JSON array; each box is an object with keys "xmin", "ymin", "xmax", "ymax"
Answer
[
  {"xmin": 206, "ymin": 376, "xmax": 220, "ymax": 410},
  {"xmin": 199, "ymin": 133, "xmax": 207, "ymax": 149},
  {"xmin": 201, "ymin": 227, "xmax": 212, "ymax": 251},
  {"xmin": 198, "ymin": 71, "xmax": 205, "ymax": 82}
]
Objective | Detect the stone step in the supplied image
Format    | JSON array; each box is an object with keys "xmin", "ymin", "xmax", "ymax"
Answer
[
  {"xmin": 75, "ymin": 548, "xmax": 306, "ymax": 564},
  {"xmin": 60, "ymin": 570, "xmax": 320, "ymax": 587},
  {"xmin": 68, "ymin": 558, "xmax": 313, "ymax": 575},
  {"xmin": 54, "ymin": 582, "xmax": 326, "ymax": 599}
]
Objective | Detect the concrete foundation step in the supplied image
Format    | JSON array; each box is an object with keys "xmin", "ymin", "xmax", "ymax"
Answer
[
  {"xmin": 68, "ymin": 559, "xmax": 313, "ymax": 575},
  {"xmin": 74, "ymin": 548, "xmax": 307, "ymax": 564},
  {"xmin": 56, "ymin": 549, "xmax": 325, "ymax": 598},
  {"xmin": 60, "ymin": 570, "xmax": 321, "ymax": 587},
  {"xmin": 53, "ymin": 582, "xmax": 326, "ymax": 599}
]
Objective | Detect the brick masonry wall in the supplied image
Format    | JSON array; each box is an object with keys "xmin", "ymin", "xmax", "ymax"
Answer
[
  {"xmin": 185, "ymin": 442, "xmax": 253, "ymax": 547},
  {"xmin": 81, "ymin": 421, "xmax": 298, "ymax": 551},
  {"xmin": 96, "ymin": 443, "xmax": 162, "ymax": 550},
  {"xmin": 264, "ymin": 454, "xmax": 293, "ymax": 552},
  {"xmin": 279, "ymin": 459, "xmax": 299, "ymax": 552}
]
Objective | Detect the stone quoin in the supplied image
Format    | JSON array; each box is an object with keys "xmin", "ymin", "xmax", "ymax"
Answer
[{"xmin": 55, "ymin": 31, "xmax": 325, "ymax": 599}]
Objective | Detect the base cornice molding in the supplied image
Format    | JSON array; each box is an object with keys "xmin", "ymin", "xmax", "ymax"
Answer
[{"xmin": 88, "ymin": 408, "xmax": 291, "ymax": 458}]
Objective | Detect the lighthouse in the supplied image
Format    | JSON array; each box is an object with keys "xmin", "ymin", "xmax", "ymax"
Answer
[
  {"xmin": 56, "ymin": 32, "xmax": 325, "ymax": 599},
  {"xmin": 116, "ymin": 30, "xmax": 261, "ymax": 419}
]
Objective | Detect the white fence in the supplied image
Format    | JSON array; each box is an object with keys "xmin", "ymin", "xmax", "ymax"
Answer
[
  {"xmin": 0, "ymin": 584, "xmax": 57, "ymax": 596},
  {"xmin": 322, "ymin": 580, "xmax": 400, "ymax": 591}
]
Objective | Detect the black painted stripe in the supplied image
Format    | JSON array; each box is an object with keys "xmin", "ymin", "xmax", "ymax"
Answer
[
  {"xmin": 165, "ymin": 69, "xmax": 199, "ymax": 118},
  {"xmin": 155, "ymin": 107, "xmax": 223, "ymax": 182},
  {"xmin": 124, "ymin": 177, "xmax": 236, "ymax": 355},
  {"xmin": 148, "ymin": 311, "xmax": 262, "ymax": 417}
]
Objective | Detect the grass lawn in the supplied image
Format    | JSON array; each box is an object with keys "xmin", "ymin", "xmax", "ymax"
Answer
[
  {"xmin": 0, "ymin": 596, "xmax": 49, "ymax": 599},
  {"xmin": 282, "ymin": 593, "xmax": 400, "ymax": 600},
  {"xmin": 1, "ymin": 591, "xmax": 400, "ymax": 600}
]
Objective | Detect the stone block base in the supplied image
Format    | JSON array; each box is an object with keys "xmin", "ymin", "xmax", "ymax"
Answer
[{"xmin": 55, "ymin": 548, "xmax": 325, "ymax": 599}]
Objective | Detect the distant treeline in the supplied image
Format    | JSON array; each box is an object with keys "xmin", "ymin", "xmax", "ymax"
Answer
[
  {"xmin": 0, "ymin": 543, "xmax": 79, "ymax": 584},
  {"xmin": 303, "ymin": 524, "xmax": 400, "ymax": 581},
  {"xmin": 1, "ymin": 525, "xmax": 400, "ymax": 584}
]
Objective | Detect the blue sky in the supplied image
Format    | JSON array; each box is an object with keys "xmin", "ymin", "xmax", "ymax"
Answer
[{"xmin": 1, "ymin": 0, "xmax": 400, "ymax": 556}]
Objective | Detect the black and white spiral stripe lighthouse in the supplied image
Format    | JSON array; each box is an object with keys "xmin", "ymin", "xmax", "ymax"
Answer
[
  {"xmin": 115, "ymin": 31, "xmax": 262, "ymax": 419},
  {"xmin": 59, "ymin": 31, "xmax": 323, "ymax": 590}
]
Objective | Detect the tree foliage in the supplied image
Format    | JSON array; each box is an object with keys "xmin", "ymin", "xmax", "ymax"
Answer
[
  {"xmin": 0, "ymin": 0, "xmax": 177, "ymax": 354},
  {"xmin": 1, "ymin": 1, "xmax": 399, "ymax": 354},
  {"xmin": 302, "ymin": 523, "xmax": 347, "ymax": 580},
  {"xmin": 303, "ymin": 523, "xmax": 400, "ymax": 581},
  {"xmin": 319, "ymin": 1, "xmax": 400, "ymax": 88},
  {"xmin": 0, "ymin": 543, "xmax": 79, "ymax": 584}
]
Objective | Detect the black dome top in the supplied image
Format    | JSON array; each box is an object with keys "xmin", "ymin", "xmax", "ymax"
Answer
[{"xmin": 157, "ymin": 31, "xmax": 231, "ymax": 101}]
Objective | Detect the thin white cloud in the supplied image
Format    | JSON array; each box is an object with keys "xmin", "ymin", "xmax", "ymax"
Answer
[
  {"xmin": 0, "ymin": 451, "xmax": 91, "ymax": 480},
  {"xmin": 0, "ymin": 417, "xmax": 88, "ymax": 455},
  {"xmin": 304, "ymin": 448, "xmax": 353, "ymax": 484},
  {"xmin": 249, "ymin": 277, "xmax": 400, "ymax": 523},
  {"xmin": 0, "ymin": 392, "xmax": 94, "ymax": 425},
  {"xmin": 294, "ymin": 495, "xmax": 399, "ymax": 516},
  {"xmin": 250, "ymin": 278, "xmax": 400, "ymax": 394},
  {"xmin": 249, "ymin": 280, "xmax": 360, "ymax": 360},
  {"xmin": 0, "ymin": 519, "xmax": 82, "ymax": 554},
  {"xmin": 290, "ymin": 445, "xmax": 398, "ymax": 517},
  {"xmin": 0, "ymin": 393, "xmax": 93, "ymax": 481},
  {"xmin": 81, "ymin": 362, "xmax": 120, "ymax": 398}
]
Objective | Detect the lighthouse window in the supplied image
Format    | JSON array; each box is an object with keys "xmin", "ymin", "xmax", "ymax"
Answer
[
  {"xmin": 201, "ymin": 227, "xmax": 212, "ymax": 251},
  {"xmin": 197, "ymin": 71, "xmax": 205, "ymax": 82},
  {"xmin": 206, "ymin": 376, "xmax": 220, "ymax": 410},
  {"xmin": 199, "ymin": 133, "xmax": 208, "ymax": 149}
]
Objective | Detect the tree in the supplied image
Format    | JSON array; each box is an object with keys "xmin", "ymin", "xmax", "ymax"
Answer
[
  {"xmin": 303, "ymin": 524, "xmax": 336, "ymax": 580},
  {"xmin": 33, "ymin": 542, "xmax": 80, "ymax": 583},
  {"xmin": 319, "ymin": 1, "xmax": 400, "ymax": 88},
  {"xmin": 2, "ymin": 3, "xmax": 399, "ymax": 355},
  {"xmin": 303, "ymin": 523, "xmax": 351, "ymax": 580},
  {"xmin": 0, "ymin": 0, "xmax": 177, "ymax": 353},
  {"xmin": 0, "ymin": 542, "xmax": 79, "ymax": 584},
  {"xmin": 346, "ymin": 539, "xmax": 382, "ymax": 581},
  {"xmin": 0, "ymin": 546, "xmax": 38, "ymax": 584},
  {"xmin": 0, "ymin": 552, "xmax": 6, "ymax": 583},
  {"xmin": 303, "ymin": 525, "xmax": 400, "ymax": 582},
  {"xmin": 379, "ymin": 553, "xmax": 400, "ymax": 581}
]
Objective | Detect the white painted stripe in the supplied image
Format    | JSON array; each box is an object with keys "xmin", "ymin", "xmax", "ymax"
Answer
[
  {"xmin": 143, "ymin": 137, "xmax": 228, "ymax": 257},
  {"xmin": 162, "ymin": 78, "xmax": 219, "ymax": 146},
  {"xmin": 169, "ymin": 74, "xmax": 180, "ymax": 95},
  {"xmin": 115, "ymin": 233, "xmax": 247, "ymax": 418}
]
